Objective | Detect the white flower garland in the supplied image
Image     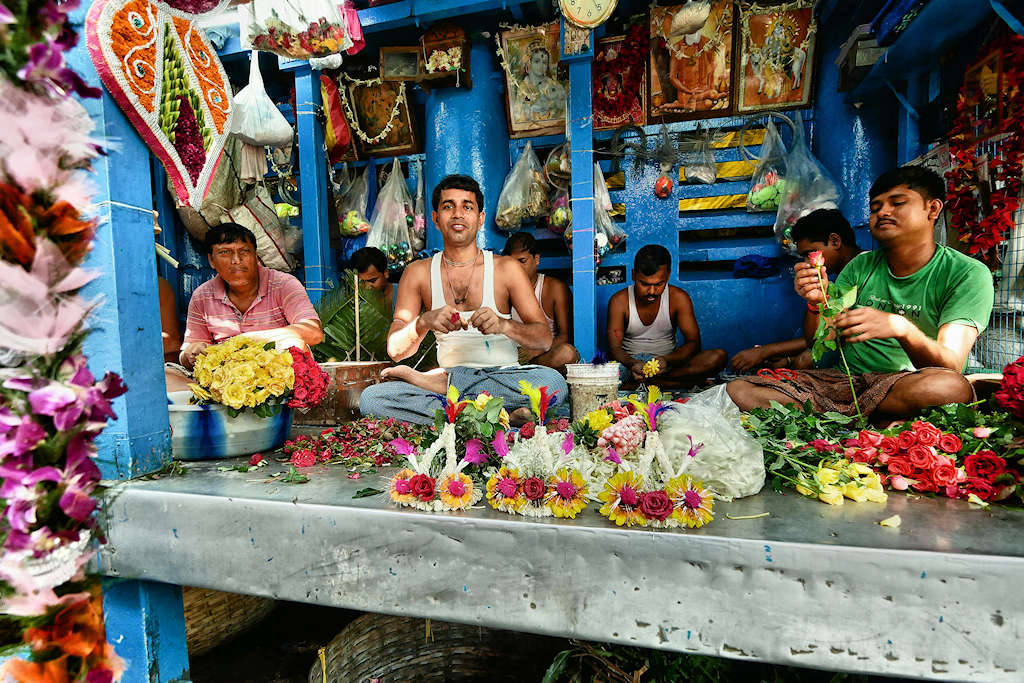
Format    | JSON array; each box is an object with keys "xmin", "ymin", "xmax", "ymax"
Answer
[{"xmin": 336, "ymin": 74, "xmax": 407, "ymax": 146}]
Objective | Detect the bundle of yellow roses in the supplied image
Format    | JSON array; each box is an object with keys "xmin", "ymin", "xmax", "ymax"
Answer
[{"xmin": 188, "ymin": 336, "xmax": 295, "ymax": 417}]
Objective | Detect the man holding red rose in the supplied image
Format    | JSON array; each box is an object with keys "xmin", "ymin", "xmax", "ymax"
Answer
[{"xmin": 728, "ymin": 166, "xmax": 994, "ymax": 419}]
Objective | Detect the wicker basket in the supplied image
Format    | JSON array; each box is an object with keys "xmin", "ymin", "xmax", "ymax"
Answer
[
  {"xmin": 294, "ymin": 361, "xmax": 392, "ymax": 426},
  {"xmin": 308, "ymin": 613, "xmax": 560, "ymax": 683},
  {"xmin": 183, "ymin": 587, "xmax": 277, "ymax": 657}
]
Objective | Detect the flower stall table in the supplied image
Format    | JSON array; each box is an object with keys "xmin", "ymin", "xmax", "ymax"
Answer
[{"xmin": 99, "ymin": 458, "xmax": 1024, "ymax": 682}]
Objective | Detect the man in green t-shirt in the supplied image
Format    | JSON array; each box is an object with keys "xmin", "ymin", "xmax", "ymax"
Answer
[{"xmin": 728, "ymin": 166, "xmax": 994, "ymax": 418}]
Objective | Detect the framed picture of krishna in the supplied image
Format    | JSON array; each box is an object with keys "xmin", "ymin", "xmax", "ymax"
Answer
[{"xmin": 736, "ymin": 0, "xmax": 817, "ymax": 113}]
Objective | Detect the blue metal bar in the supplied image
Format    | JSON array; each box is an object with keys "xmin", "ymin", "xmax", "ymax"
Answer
[
  {"xmin": 101, "ymin": 579, "xmax": 189, "ymax": 683},
  {"xmin": 294, "ymin": 65, "xmax": 338, "ymax": 303},
  {"xmin": 991, "ymin": 0, "xmax": 1024, "ymax": 36},
  {"xmin": 896, "ymin": 77, "xmax": 922, "ymax": 165}
]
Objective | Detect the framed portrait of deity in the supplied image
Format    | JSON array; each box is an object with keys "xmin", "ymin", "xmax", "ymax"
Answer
[
  {"xmin": 593, "ymin": 31, "xmax": 647, "ymax": 130},
  {"xmin": 736, "ymin": 0, "xmax": 817, "ymax": 113},
  {"xmin": 648, "ymin": 1, "xmax": 734, "ymax": 121},
  {"xmin": 499, "ymin": 23, "xmax": 568, "ymax": 138},
  {"xmin": 346, "ymin": 78, "xmax": 419, "ymax": 157}
]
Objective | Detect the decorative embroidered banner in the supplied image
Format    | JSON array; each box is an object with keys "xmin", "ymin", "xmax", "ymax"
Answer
[{"xmin": 86, "ymin": 0, "xmax": 233, "ymax": 209}]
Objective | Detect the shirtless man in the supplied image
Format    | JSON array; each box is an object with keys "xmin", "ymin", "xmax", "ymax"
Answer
[
  {"xmin": 504, "ymin": 232, "xmax": 578, "ymax": 374},
  {"xmin": 351, "ymin": 246, "xmax": 394, "ymax": 310},
  {"xmin": 607, "ymin": 245, "xmax": 727, "ymax": 389},
  {"xmin": 359, "ymin": 175, "xmax": 567, "ymax": 425}
]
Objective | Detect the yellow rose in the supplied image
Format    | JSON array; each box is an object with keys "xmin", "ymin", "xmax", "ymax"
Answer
[
  {"xmin": 266, "ymin": 380, "xmax": 287, "ymax": 397},
  {"xmin": 283, "ymin": 367, "xmax": 295, "ymax": 389},
  {"xmin": 795, "ymin": 484, "xmax": 815, "ymax": 497},
  {"xmin": 818, "ymin": 485, "xmax": 844, "ymax": 506},
  {"xmin": 243, "ymin": 390, "xmax": 259, "ymax": 408},
  {"xmin": 473, "ymin": 393, "xmax": 492, "ymax": 411},
  {"xmin": 256, "ymin": 351, "xmax": 277, "ymax": 367},
  {"xmin": 233, "ymin": 363, "xmax": 256, "ymax": 383},
  {"xmin": 222, "ymin": 384, "xmax": 246, "ymax": 410},
  {"xmin": 498, "ymin": 408, "xmax": 510, "ymax": 430},
  {"xmin": 815, "ymin": 467, "xmax": 840, "ymax": 486},
  {"xmin": 253, "ymin": 388, "xmax": 271, "ymax": 404},
  {"xmin": 849, "ymin": 462, "xmax": 874, "ymax": 476},
  {"xmin": 864, "ymin": 475, "xmax": 884, "ymax": 492},
  {"xmin": 189, "ymin": 383, "xmax": 212, "ymax": 401},
  {"xmin": 254, "ymin": 368, "xmax": 271, "ymax": 387},
  {"xmin": 586, "ymin": 409, "xmax": 612, "ymax": 432},
  {"xmin": 842, "ymin": 483, "xmax": 868, "ymax": 503},
  {"xmin": 195, "ymin": 367, "xmax": 214, "ymax": 387},
  {"xmin": 864, "ymin": 488, "xmax": 888, "ymax": 503}
]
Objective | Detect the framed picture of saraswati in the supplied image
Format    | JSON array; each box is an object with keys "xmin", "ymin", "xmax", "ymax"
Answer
[
  {"xmin": 736, "ymin": 0, "xmax": 817, "ymax": 113},
  {"xmin": 500, "ymin": 23, "xmax": 568, "ymax": 138},
  {"xmin": 649, "ymin": 1, "xmax": 734, "ymax": 121}
]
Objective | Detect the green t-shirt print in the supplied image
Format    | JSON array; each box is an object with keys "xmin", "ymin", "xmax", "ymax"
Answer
[{"xmin": 834, "ymin": 246, "xmax": 994, "ymax": 374}]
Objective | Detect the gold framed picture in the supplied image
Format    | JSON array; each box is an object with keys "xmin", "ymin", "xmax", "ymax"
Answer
[
  {"xmin": 593, "ymin": 33, "xmax": 647, "ymax": 130},
  {"xmin": 499, "ymin": 23, "xmax": 568, "ymax": 138},
  {"xmin": 347, "ymin": 79, "xmax": 419, "ymax": 157},
  {"xmin": 379, "ymin": 46, "xmax": 422, "ymax": 82},
  {"xmin": 736, "ymin": 0, "xmax": 817, "ymax": 113}
]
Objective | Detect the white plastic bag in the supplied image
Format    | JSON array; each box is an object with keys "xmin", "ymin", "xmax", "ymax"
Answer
[
  {"xmin": 366, "ymin": 159, "xmax": 416, "ymax": 277},
  {"xmin": 593, "ymin": 162, "xmax": 625, "ymax": 264},
  {"xmin": 683, "ymin": 125, "xmax": 716, "ymax": 184},
  {"xmin": 746, "ymin": 119, "xmax": 787, "ymax": 212},
  {"xmin": 335, "ymin": 165, "xmax": 370, "ymax": 237},
  {"xmin": 225, "ymin": 183, "xmax": 293, "ymax": 272},
  {"xmin": 773, "ymin": 112, "xmax": 842, "ymax": 252},
  {"xmin": 231, "ymin": 52, "xmax": 293, "ymax": 148},
  {"xmin": 495, "ymin": 142, "xmax": 550, "ymax": 232},
  {"xmin": 657, "ymin": 385, "xmax": 765, "ymax": 500},
  {"xmin": 411, "ymin": 161, "xmax": 426, "ymax": 252}
]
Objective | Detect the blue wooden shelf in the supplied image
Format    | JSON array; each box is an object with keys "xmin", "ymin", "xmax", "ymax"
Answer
[
  {"xmin": 360, "ymin": 0, "xmax": 534, "ymax": 34},
  {"xmin": 678, "ymin": 237, "xmax": 782, "ymax": 263},
  {"xmin": 847, "ymin": 0, "xmax": 996, "ymax": 102}
]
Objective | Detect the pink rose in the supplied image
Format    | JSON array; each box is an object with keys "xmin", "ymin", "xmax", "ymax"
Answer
[
  {"xmin": 857, "ymin": 430, "xmax": 884, "ymax": 448},
  {"xmin": 887, "ymin": 456, "xmax": 913, "ymax": 477},
  {"xmin": 394, "ymin": 478, "xmax": 412, "ymax": 495},
  {"xmin": 931, "ymin": 459, "xmax": 959, "ymax": 487},
  {"xmin": 808, "ymin": 250, "xmax": 825, "ymax": 268},
  {"xmin": 497, "ymin": 477, "xmax": 518, "ymax": 498},
  {"xmin": 889, "ymin": 474, "xmax": 910, "ymax": 490},
  {"xmin": 555, "ymin": 480, "xmax": 578, "ymax": 500},
  {"xmin": 972, "ymin": 426, "xmax": 993, "ymax": 439}
]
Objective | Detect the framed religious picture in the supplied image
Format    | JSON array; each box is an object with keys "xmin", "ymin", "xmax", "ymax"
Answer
[
  {"xmin": 648, "ymin": 1, "xmax": 734, "ymax": 121},
  {"xmin": 499, "ymin": 23, "xmax": 568, "ymax": 138},
  {"xmin": 379, "ymin": 46, "xmax": 422, "ymax": 82},
  {"xmin": 345, "ymin": 77, "xmax": 419, "ymax": 157},
  {"xmin": 736, "ymin": 1, "xmax": 818, "ymax": 113},
  {"xmin": 593, "ymin": 29, "xmax": 647, "ymax": 130}
]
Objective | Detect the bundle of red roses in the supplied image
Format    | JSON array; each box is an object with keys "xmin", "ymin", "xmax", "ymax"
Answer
[
  {"xmin": 286, "ymin": 347, "xmax": 330, "ymax": 410},
  {"xmin": 994, "ymin": 355, "xmax": 1024, "ymax": 419}
]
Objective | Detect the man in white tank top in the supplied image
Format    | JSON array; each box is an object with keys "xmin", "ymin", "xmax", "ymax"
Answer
[
  {"xmin": 504, "ymin": 232, "xmax": 578, "ymax": 373},
  {"xmin": 606, "ymin": 245, "xmax": 727, "ymax": 389},
  {"xmin": 359, "ymin": 175, "xmax": 568, "ymax": 424}
]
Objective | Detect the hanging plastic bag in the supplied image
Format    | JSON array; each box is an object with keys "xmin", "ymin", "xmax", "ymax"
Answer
[
  {"xmin": 657, "ymin": 385, "xmax": 765, "ymax": 501},
  {"xmin": 411, "ymin": 162, "xmax": 426, "ymax": 252},
  {"xmin": 746, "ymin": 119, "xmax": 787, "ymax": 212},
  {"xmin": 247, "ymin": 0, "xmax": 352, "ymax": 60},
  {"xmin": 366, "ymin": 159, "xmax": 416, "ymax": 277},
  {"xmin": 335, "ymin": 165, "xmax": 370, "ymax": 237},
  {"xmin": 682, "ymin": 124, "xmax": 716, "ymax": 185},
  {"xmin": 495, "ymin": 142, "xmax": 550, "ymax": 232},
  {"xmin": 232, "ymin": 52, "xmax": 294, "ymax": 148},
  {"xmin": 546, "ymin": 188, "xmax": 572, "ymax": 237},
  {"xmin": 592, "ymin": 162, "xmax": 626, "ymax": 265},
  {"xmin": 225, "ymin": 183, "xmax": 293, "ymax": 272},
  {"xmin": 774, "ymin": 112, "xmax": 842, "ymax": 252}
]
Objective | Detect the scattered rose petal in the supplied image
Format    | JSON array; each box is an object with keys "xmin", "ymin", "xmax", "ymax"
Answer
[{"xmin": 878, "ymin": 515, "xmax": 901, "ymax": 528}]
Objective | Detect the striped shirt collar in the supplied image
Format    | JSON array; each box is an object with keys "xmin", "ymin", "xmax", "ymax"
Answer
[{"xmin": 214, "ymin": 264, "xmax": 270, "ymax": 311}]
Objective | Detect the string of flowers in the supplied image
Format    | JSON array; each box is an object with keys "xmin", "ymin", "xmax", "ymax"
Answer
[
  {"xmin": 945, "ymin": 33, "xmax": 1024, "ymax": 264},
  {"xmin": 0, "ymin": 1, "xmax": 125, "ymax": 680},
  {"xmin": 335, "ymin": 73, "xmax": 407, "ymax": 145}
]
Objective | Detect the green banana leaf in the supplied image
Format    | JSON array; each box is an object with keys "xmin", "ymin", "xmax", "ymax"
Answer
[{"xmin": 313, "ymin": 270, "xmax": 437, "ymax": 369}]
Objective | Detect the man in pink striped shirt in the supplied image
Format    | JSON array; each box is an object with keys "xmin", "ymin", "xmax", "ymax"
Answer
[{"xmin": 178, "ymin": 223, "xmax": 322, "ymax": 369}]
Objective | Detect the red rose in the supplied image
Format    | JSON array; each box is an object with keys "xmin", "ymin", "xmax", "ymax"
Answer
[
  {"xmin": 910, "ymin": 472, "xmax": 939, "ymax": 493},
  {"xmin": 639, "ymin": 490, "xmax": 673, "ymax": 521},
  {"xmin": 896, "ymin": 431, "xmax": 918, "ymax": 450},
  {"xmin": 522, "ymin": 476, "xmax": 546, "ymax": 501},
  {"xmin": 912, "ymin": 421, "xmax": 941, "ymax": 447},
  {"xmin": 887, "ymin": 456, "xmax": 913, "ymax": 477},
  {"xmin": 519, "ymin": 422, "xmax": 535, "ymax": 439},
  {"xmin": 878, "ymin": 436, "xmax": 899, "ymax": 454},
  {"xmin": 249, "ymin": 453, "xmax": 264, "ymax": 466},
  {"xmin": 409, "ymin": 474, "xmax": 436, "ymax": 501},
  {"xmin": 962, "ymin": 476, "xmax": 997, "ymax": 500},
  {"xmin": 857, "ymin": 430, "xmax": 884, "ymax": 448},
  {"xmin": 963, "ymin": 451, "xmax": 1007, "ymax": 481},
  {"xmin": 907, "ymin": 445, "xmax": 935, "ymax": 469},
  {"xmin": 290, "ymin": 449, "xmax": 316, "ymax": 468},
  {"xmin": 937, "ymin": 433, "xmax": 963, "ymax": 454},
  {"xmin": 931, "ymin": 459, "xmax": 959, "ymax": 487}
]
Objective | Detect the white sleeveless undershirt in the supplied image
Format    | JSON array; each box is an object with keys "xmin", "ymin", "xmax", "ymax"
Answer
[
  {"xmin": 622, "ymin": 285, "xmax": 676, "ymax": 357},
  {"xmin": 510, "ymin": 273, "xmax": 557, "ymax": 335},
  {"xmin": 430, "ymin": 251, "xmax": 519, "ymax": 368}
]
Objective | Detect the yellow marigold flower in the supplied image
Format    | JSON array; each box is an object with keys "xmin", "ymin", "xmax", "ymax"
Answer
[
  {"xmin": 438, "ymin": 473, "xmax": 475, "ymax": 510},
  {"xmin": 818, "ymin": 484, "xmax": 845, "ymax": 506},
  {"xmin": 598, "ymin": 471, "xmax": 647, "ymax": 527},
  {"xmin": 666, "ymin": 475, "xmax": 714, "ymax": 528},
  {"xmin": 585, "ymin": 409, "xmax": 612, "ymax": 432},
  {"xmin": 188, "ymin": 383, "xmax": 212, "ymax": 402},
  {"xmin": 546, "ymin": 468, "xmax": 588, "ymax": 519},
  {"xmin": 221, "ymin": 384, "xmax": 247, "ymax": 410}
]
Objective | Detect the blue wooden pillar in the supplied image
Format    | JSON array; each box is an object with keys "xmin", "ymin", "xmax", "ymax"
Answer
[
  {"xmin": 67, "ymin": 8, "xmax": 189, "ymax": 681},
  {"xmin": 896, "ymin": 76, "xmax": 922, "ymax": 165},
  {"xmin": 289, "ymin": 62, "xmax": 338, "ymax": 304},
  {"xmin": 424, "ymin": 43, "xmax": 509, "ymax": 252},
  {"xmin": 562, "ymin": 21, "xmax": 596, "ymax": 362}
]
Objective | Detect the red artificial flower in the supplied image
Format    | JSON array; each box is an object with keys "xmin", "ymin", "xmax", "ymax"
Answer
[
  {"xmin": 937, "ymin": 433, "xmax": 963, "ymax": 454},
  {"xmin": 290, "ymin": 449, "xmax": 316, "ymax": 468},
  {"xmin": 518, "ymin": 422, "xmax": 535, "ymax": 439},
  {"xmin": 521, "ymin": 476, "xmax": 546, "ymax": 501},
  {"xmin": 963, "ymin": 450, "xmax": 1007, "ymax": 482},
  {"xmin": 249, "ymin": 453, "xmax": 264, "ymax": 466},
  {"xmin": 409, "ymin": 474, "xmax": 436, "ymax": 501},
  {"xmin": 638, "ymin": 490, "xmax": 673, "ymax": 521}
]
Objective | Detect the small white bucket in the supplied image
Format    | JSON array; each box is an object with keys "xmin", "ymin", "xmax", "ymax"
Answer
[{"xmin": 565, "ymin": 362, "xmax": 620, "ymax": 420}]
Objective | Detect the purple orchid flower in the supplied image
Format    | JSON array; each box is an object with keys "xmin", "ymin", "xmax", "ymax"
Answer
[
  {"xmin": 492, "ymin": 430, "xmax": 509, "ymax": 458},
  {"xmin": 561, "ymin": 431, "xmax": 574, "ymax": 455},
  {"xmin": 389, "ymin": 438, "xmax": 415, "ymax": 456},
  {"xmin": 17, "ymin": 38, "xmax": 101, "ymax": 99},
  {"xmin": 64, "ymin": 433, "xmax": 100, "ymax": 482},
  {"xmin": 687, "ymin": 435, "xmax": 704, "ymax": 458},
  {"xmin": 0, "ymin": 4, "xmax": 14, "ymax": 24},
  {"xmin": 462, "ymin": 438, "xmax": 489, "ymax": 465},
  {"xmin": 59, "ymin": 475, "xmax": 97, "ymax": 521},
  {"xmin": 604, "ymin": 447, "xmax": 621, "ymax": 464},
  {"xmin": 0, "ymin": 415, "xmax": 46, "ymax": 459}
]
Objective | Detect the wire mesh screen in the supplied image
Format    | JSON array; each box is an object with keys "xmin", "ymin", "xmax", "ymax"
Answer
[{"xmin": 967, "ymin": 135, "xmax": 1024, "ymax": 372}]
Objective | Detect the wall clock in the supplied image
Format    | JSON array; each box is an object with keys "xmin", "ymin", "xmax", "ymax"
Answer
[{"xmin": 559, "ymin": 0, "xmax": 617, "ymax": 29}]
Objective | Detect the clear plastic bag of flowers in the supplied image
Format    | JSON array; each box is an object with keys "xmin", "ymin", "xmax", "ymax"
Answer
[
  {"xmin": 682, "ymin": 123, "xmax": 717, "ymax": 185},
  {"xmin": 335, "ymin": 165, "xmax": 370, "ymax": 237},
  {"xmin": 495, "ymin": 142, "xmax": 550, "ymax": 232},
  {"xmin": 366, "ymin": 159, "xmax": 416, "ymax": 278},
  {"xmin": 247, "ymin": 0, "xmax": 352, "ymax": 60},
  {"xmin": 746, "ymin": 118, "xmax": 787, "ymax": 212},
  {"xmin": 411, "ymin": 162, "xmax": 426, "ymax": 252},
  {"xmin": 593, "ymin": 162, "xmax": 626, "ymax": 264}
]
